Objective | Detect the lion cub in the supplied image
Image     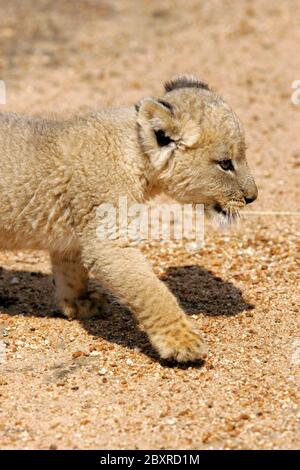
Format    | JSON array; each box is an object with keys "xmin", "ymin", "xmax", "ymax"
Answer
[{"xmin": 0, "ymin": 75, "xmax": 257, "ymax": 362}]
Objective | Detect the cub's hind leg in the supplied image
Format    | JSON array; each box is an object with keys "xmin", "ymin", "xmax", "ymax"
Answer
[{"xmin": 50, "ymin": 250, "xmax": 108, "ymax": 319}]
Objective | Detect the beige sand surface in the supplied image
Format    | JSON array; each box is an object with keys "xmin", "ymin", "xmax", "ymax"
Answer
[{"xmin": 0, "ymin": 0, "xmax": 299, "ymax": 449}]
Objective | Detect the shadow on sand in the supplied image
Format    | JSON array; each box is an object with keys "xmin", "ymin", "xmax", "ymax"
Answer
[{"xmin": 0, "ymin": 264, "xmax": 254, "ymax": 368}]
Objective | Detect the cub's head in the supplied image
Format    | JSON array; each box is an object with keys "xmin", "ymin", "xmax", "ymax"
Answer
[{"xmin": 137, "ymin": 75, "xmax": 257, "ymax": 225}]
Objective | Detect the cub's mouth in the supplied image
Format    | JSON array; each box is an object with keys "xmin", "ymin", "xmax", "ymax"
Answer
[
  {"xmin": 205, "ymin": 203, "xmax": 241, "ymax": 227},
  {"xmin": 214, "ymin": 203, "xmax": 228, "ymax": 217}
]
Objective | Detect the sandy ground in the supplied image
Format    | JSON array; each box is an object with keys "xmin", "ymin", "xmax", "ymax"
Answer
[{"xmin": 0, "ymin": 0, "xmax": 299, "ymax": 450}]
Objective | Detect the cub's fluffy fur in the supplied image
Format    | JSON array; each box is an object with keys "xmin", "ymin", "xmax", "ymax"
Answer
[{"xmin": 0, "ymin": 75, "xmax": 257, "ymax": 362}]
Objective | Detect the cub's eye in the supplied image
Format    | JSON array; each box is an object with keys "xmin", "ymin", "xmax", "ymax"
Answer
[
  {"xmin": 155, "ymin": 129, "xmax": 173, "ymax": 147},
  {"xmin": 218, "ymin": 159, "xmax": 234, "ymax": 171}
]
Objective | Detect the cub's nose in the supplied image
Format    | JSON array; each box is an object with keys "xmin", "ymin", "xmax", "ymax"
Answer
[{"xmin": 244, "ymin": 194, "xmax": 257, "ymax": 204}]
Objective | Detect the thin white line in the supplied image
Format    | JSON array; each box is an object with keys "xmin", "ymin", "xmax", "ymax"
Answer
[{"xmin": 242, "ymin": 211, "xmax": 300, "ymax": 216}]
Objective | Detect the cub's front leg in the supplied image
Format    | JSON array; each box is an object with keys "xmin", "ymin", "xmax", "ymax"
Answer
[
  {"xmin": 51, "ymin": 250, "xmax": 108, "ymax": 319},
  {"xmin": 80, "ymin": 238, "xmax": 207, "ymax": 362}
]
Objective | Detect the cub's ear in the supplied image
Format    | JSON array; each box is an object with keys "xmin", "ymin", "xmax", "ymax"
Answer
[
  {"xmin": 136, "ymin": 98, "xmax": 179, "ymax": 143},
  {"xmin": 136, "ymin": 98, "xmax": 179, "ymax": 172}
]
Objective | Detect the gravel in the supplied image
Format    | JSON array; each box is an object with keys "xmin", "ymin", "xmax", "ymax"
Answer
[{"xmin": 0, "ymin": 0, "xmax": 299, "ymax": 450}]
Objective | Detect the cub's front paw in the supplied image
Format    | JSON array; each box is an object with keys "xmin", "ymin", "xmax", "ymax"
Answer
[
  {"xmin": 150, "ymin": 321, "xmax": 208, "ymax": 363},
  {"xmin": 60, "ymin": 289, "xmax": 109, "ymax": 320}
]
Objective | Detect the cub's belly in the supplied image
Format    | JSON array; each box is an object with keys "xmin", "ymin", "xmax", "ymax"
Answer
[{"xmin": 0, "ymin": 226, "xmax": 79, "ymax": 252}]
